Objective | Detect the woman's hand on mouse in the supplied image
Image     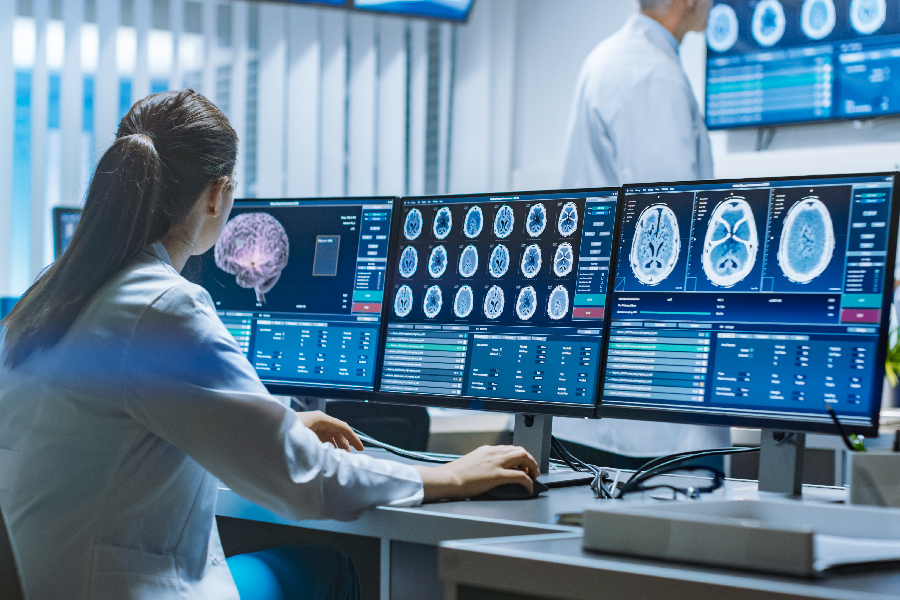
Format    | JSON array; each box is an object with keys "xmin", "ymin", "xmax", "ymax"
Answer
[
  {"xmin": 413, "ymin": 445, "xmax": 539, "ymax": 501},
  {"xmin": 296, "ymin": 411, "xmax": 364, "ymax": 452}
]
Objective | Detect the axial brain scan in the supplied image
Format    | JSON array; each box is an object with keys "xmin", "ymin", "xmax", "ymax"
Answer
[
  {"xmin": 801, "ymin": 0, "xmax": 836, "ymax": 39},
  {"xmin": 752, "ymin": 0, "xmax": 786, "ymax": 47},
  {"xmin": 494, "ymin": 205, "xmax": 514, "ymax": 238},
  {"xmin": 553, "ymin": 243, "xmax": 574, "ymax": 277},
  {"xmin": 516, "ymin": 286, "xmax": 537, "ymax": 320},
  {"xmin": 394, "ymin": 285, "xmax": 414, "ymax": 317},
  {"xmin": 215, "ymin": 212, "xmax": 290, "ymax": 304},
  {"xmin": 701, "ymin": 197, "xmax": 758, "ymax": 287},
  {"xmin": 777, "ymin": 197, "xmax": 835, "ymax": 284},
  {"xmin": 489, "ymin": 244, "xmax": 510, "ymax": 278},
  {"xmin": 630, "ymin": 204, "xmax": 681, "ymax": 286},
  {"xmin": 464, "ymin": 206, "xmax": 483, "ymax": 238},
  {"xmin": 399, "ymin": 246, "xmax": 418, "ymax": 278},
  {"xmin": 707, "ymin": 3, "xmax": 739, "ymax": 52},
  {"xmin": 483, "ymin": 285, "xmax": 505, "ymax": 319},
  {"xmin": 423, "ymin": 285, "xmax": 443, "ymax": 318},
  {"xmin": 428, "ymin": 245, "xmax": 448, "ymax": 278},
  {"xmin": 526, "ymin": 203, "xmax": 547, "ymax": 237},
  {"xmin": 454, "ymin": 285, "xmax": 474, "ymax": 318},
  {"xmin": 458, "ymin": 245, "xmax": 478, "ymax": 278},
  {"xmin": 404, "ymin": 208, "xmax": 423, "ymax": 240},
  {"xmin": 521, "ymin": 244, "xmax": 542, "ymax": 278},
  {"xmin": 850, "ymin": 0, "xmax": 886, "ymax": 35},
  {"xmin": 547, "ymin": 286, "xmax": 569, "ymax": 320},
  {"xmin": 433, "ymin": 207, "xmax": 452, "ymax": 239},
  {"xmin": 557, "ymin": 202, "xmax": 579, "ymax": 237}
]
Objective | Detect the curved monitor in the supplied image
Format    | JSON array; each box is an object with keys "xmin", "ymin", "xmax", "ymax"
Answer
[
  {"xmin": 601, "ymin": 172, "xmax": 898, "ymax": 436},
  {"xmin": 376, "ymin": 188, "xmax": 621, "ymax": 418}
]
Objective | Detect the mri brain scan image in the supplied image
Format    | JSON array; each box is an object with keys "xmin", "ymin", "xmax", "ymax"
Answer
[
  {"xmin": 433, "ymin": 207, "xmax": 452, "ymax": 239},
  {"xmin": 526, "ymin": 203, "xmax": 547, "ymax": 237},
  {"xmin": 557, "ymin": 202, "xmax": 579, "ymax": 237},
  {"xmin": 464, "ymin": 206, "xmax": 483, "ymax": 238},
  {"xmin": 630, "ymin": 204, "xmax": 681, "ymax": 286},
  {"xmin": 553, "ymin": 243, "xmax": 574, "ymax": 277},
  {"xmin": 801, "ymin": 0, "xmax": 835, "ymax": 39},
  {"xmin": 777, "ymin": 197, "xmax": 835, "ymax": 284},
  {"xmin": 850, "ymin": 0, "xmax": 886, "ymax": 35},
  {"xmin": 521, "ymin": 244, "xmax": 542, "ymax": 278},
  {"xmin": 398, "ymin": 246, "xmax": 418, "ymax": 279},
  {"xmin": 423, "ymin": 285, "xmax": 443, "ymax": 318},
  {"xmin": 707, "ymin": 3, "xmax": 739, "ymax": 52},
  {"xmin": 494, "ymin": 205, "xmax": 515, "ymax": 238},
  {"xmin": 489, "ymin": 245, "xmax": 510, "ymax": 278},
  {"xmin": 752, "ymin": 0, "xmax": 786, "ymax": 47},
  {"xmin": 547, "ymin": 286, "xmax": 569, "ymax": 320},
  {"xmin": 404, "ymin": 209, "xmax": 422, "ymax": 241},
  {"xmin": 428, "ymin": 246, "xmax": 448, "ymax": 278},
  {"xmin": 701, "ymin": 197, "xmax": 759, "ymax": 288},
  {"xmin": 516, "ymin": 286, "xmax": 537, "ymax": 321},
  {"xmin": 394, "ymin": 285, "xmax": 414, "ymax": 318},
  {"xmin": 454, "ymin": 285, "xmax": 474, "ymax": 318},
  {"xmin": 483, "ymin": 285, "xmax": 505, "ymax": 319},
  {"xmin": 458, "ymin": 245, "xmax": 479, "ymax": 278},
  {"xmin": 215, "ymin": 212, "xmax": 289, "ymax": 304}
]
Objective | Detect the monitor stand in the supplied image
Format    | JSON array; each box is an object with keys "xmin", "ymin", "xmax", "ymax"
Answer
[
  {"xmin": 514, "ymin": 414, "xmax": 595, "ymax": 488},
  {"xmin": 757, "ymin": 430, "xmax": 806, "ymax": 497}
]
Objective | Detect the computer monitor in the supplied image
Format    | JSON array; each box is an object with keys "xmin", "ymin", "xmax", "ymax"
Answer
[
  {"xmin": 376, "ymin": 188, "xmax": 621, "ymax": 420},
  {"xmin": 53, "ymin": 207, "xmax": 82, "ymax": 259},
  {"xmin": 185, "ymin": 197, "xmax": 395, "ymax": 398},
  {"xmin": 602, "ymin": 173, "xmax": 898, "ymax": 448}
]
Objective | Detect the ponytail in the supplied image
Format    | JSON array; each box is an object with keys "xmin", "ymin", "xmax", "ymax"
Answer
[{"xmin": 1, "ymin": 90, "xmax": 237, "ymax": 369}]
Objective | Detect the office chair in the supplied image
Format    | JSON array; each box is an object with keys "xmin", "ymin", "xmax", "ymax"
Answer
[
  {"xmin": 0, "ymin": 504, "xmax": 23, "ymax": 600},
  {"xmin": 325, "ymin": 401, "xmax": 430, "ymax": 452}
]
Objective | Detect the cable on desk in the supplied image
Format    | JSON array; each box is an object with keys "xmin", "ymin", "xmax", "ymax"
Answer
[
  {"xmin": 618, "ymin": 446, "xmax": 760, "ymax": 498},
  {"xmin": 551, "ymin": 436, "xmax": 619, "ymax": 499},
  {"xmin": 352, "ymin": 428, "xmax": 458, "ymax": 464}
]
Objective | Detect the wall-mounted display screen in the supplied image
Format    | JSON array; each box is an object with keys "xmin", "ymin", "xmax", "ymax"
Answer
[
  {"xmin": 185, "ymin": 198, "xmax": 394, "ymax": 396},
  {"xmin": 377, "ymin": 189, "xmax": 620, "ymax": 417},
  {"xmin": 706, "ymin": 0, "xmax": 900, "ymax": 129},
  {"xmin": 353, "ymin": 0, "xmax": 473, "ymax": 21},
  {"xmin": 53, "ymin": 207, "xmax": 82, "ymax": 259},
  {"xmin": 601, "ymin": 173, "xmax": 897, "ymax": 435}
]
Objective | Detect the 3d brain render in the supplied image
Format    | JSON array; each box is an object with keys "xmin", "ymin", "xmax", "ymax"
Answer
[
  {"xmin": 701, "ymin": 197, "xmax": 758, "ymax": 288},
  {"xmin": 630, "ymin": 204, "xmax": 680, "ymax": 286},
  {"xmin": 215, "ymin": 212, "xmax": 289, "ymax": 304},
  {"xmin": 777, "ymin": 196, "xmax": 835, "ymax": 284}
]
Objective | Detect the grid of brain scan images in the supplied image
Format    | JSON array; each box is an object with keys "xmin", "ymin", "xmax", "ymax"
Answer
[{"xmin": 381, "ymin": 190, "xmax": 619, "ymax": 406}]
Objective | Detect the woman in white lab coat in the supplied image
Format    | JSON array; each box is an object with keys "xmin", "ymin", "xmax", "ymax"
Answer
[{"xmin": 0, "ymin": 90, "xmax": 538, "ymax": 600}]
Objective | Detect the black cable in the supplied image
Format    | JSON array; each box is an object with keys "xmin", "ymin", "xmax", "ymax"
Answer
[
  {"xmin": 551, "ymin": 436, "xmax": 618, "ymax": 499},
  {"xmin": 619, "ymin": 446, "xmax": 760, "ymax": 497}
]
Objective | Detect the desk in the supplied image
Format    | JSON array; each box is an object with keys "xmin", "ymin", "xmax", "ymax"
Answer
[
  {"xmin": 215, "ymin": 450, "xmax": 848, "ymax": 600},
  {"xmin": 438, "ymin": 533, "xmax": 900, "ymax": 600}
]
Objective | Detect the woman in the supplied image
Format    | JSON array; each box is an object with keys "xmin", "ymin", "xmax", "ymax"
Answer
[{"xmin": 0, "ymin": 90, "xmax": 538, "ymax": 599}]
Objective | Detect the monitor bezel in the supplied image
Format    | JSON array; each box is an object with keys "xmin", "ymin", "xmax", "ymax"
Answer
[
  {"xmin": 196, "ymin": 196, "xmax": 398, "ymax": 401},
  {"xmin": 52, "ymin": 207, "xmax": 82, "ymax": 260},
  {"xmin": 600, "ymin": 171, "xmax": 899, "ymax": 437},
  {"xmin": 371, "ymin": 187, "xmax": 623, "ymax": 418}
]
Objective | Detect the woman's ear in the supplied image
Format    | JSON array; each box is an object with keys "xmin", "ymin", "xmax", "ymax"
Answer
[{"xmin": 207, "ymin": 177, "xmax": 231, "ymax": 217}]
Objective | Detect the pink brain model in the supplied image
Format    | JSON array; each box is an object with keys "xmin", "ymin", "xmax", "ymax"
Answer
[{"xmin": 215, "ymin": 212, "xmax": 289, "ymax": 304}]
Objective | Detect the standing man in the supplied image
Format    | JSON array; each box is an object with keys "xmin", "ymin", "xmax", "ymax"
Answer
[{"xmin": 554, "ymin": 0, "xmax": 730, "ymax": 468}]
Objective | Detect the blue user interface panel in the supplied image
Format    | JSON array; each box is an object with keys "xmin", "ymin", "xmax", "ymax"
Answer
[
  {"xmin": 187, "ymin": 198, "xmax": 393, "ymax": 393},
  {"xmin": 353, "ymin": 0, "xmax": 473, "ymax": 21},
  {"xmin": 603, "ymin": 174, "xmax": 896, "ymax": 433},
  {"xmin": 379, "ymin": 189, "xmax": 619, "ymax": 415},
  {"xmin": 706, "ymin": 0, "xmax": 900, "ymax": 128},
  {"xmin": 53, "ymin": 208, "xmax": 82, "ymax": 259}
]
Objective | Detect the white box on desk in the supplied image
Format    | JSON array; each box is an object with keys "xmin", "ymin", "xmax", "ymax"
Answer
[
  {"xmin": 850, "ymin": 451, "xmax": 900, "ymax": 508},
  {"xmin": 583, "ymin": 499, "xmax": 900, "ymax": 577}
]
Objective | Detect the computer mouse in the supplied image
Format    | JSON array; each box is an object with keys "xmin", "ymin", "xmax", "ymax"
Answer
[{"xmin": 472, "ymin": 479, "xmax": 550, "ymax": 501}]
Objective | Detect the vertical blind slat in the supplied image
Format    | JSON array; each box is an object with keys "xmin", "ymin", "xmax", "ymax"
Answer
[
  {"xmin": 437, "ymin": 22, "xmax": 451, "ymax": 195},
  {"xmin": 201, "ymin": 0, "xmax": 215, "ymax": 99},
  {"xmin": 94, "ymin": 0, "xmax": 118, "ymax": 154},
  {"xmin": 0, "ymin": 0, "xmax": 14, "ymax": 294},
  {"xmin": 375, "ymin": 17, "xmax": 405, "ymax": 198},
  {"xmin": 30, "ymin": 0, "xmax": 49, "ymax": 275},
  {"xmin": 347, "ymin": 12, "xmax": 375, "ymax": 197},
  {"xmin": 319, "ymin": 9, "xmax": 346, "ymax": 197},
  {"xmin": 132, "ymin": 0, "xmax": 150, "ymax": 100},
  {"xmin": 406, "ymin": 20, "xmax": 427, "ymax": 197},
  {"xmin": 61, "ymin": 0, "xmax": 84, "ymax": 206},
  {"xmin": 229, "ymin": 0, "xmax": 248, "ymax": 198},
  {"xmin": 168, "ymin": 0, "xmax": 183, "ymax": 91},
  {"xmin": 285, "ymin": 5, "xmax": 320, "ymax": 198},
  {"xmin": 257, "ymin": 1, "xmax": 287, "ymax": 197}
]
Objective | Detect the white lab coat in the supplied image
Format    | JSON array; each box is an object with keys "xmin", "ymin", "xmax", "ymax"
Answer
[
  {"xmin": 554, "ymin": 13, "xmax": 729, "ymax": 456},
  {"xmin": 0, "ymin": 243, "xmax": 423, "ymax": 600}
]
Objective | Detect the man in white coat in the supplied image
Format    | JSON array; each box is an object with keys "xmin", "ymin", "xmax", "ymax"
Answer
[{"xmin": 554, "ymin": 0, "xmax": 731, "ymax": 467}]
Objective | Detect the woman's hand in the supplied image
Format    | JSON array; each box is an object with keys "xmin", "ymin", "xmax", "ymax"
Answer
[
  {"xmin": 413, "ymin": 445, "xmax": 539, "ymax": 501},
  {"xmin": 296, "ymin": 411, "xmax": 364, "ymax": 452}
]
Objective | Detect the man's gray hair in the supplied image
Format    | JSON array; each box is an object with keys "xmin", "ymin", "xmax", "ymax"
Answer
[{"xmin": 638, "ymin": 0, "xmax": 674, "ymax": 10}]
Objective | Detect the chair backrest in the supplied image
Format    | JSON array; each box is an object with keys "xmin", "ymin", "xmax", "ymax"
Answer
[
  {"xmin": 0, "ymin": 504, "xmax": 24, "ymax": 600},
  {"xmin": 325, "ymin": 401, "xmax": 430, "ymax": 452}
]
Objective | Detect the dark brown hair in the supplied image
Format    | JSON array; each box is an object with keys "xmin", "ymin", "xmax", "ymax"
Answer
[{"xmin": 1, "ymin": 89, "xmax": 237, "ymax": 369}]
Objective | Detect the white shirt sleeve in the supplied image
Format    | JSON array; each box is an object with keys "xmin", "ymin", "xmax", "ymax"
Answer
[{"xmin": 121, "ymin": 282, "xmax": 424, "ymax": 522}]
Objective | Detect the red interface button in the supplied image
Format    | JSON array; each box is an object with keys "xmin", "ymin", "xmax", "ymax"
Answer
[
  {"xmin": 841, "ymin": 308, "xmax": 880, "ymax": 324},
  {"xmin": 573, "ymin": 307, "xmax": 605, "ymax": 320},
  {"xmin": 351, "ymin": 302, "xmax": 382, "ymax": 314}
]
